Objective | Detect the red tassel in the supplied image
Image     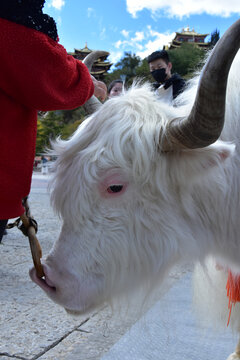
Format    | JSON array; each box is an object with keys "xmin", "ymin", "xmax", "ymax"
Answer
[{"xmin": 226, "ymin": 270, "xmax": 240, "ymax": 326}]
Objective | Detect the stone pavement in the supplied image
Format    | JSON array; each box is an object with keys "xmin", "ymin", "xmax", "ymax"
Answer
[{"xmin": 0, "ymin": 172, "xmax": 238, "ymax": 360}]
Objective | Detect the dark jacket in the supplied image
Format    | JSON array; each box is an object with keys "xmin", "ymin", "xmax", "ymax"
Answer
[{"xmin": 153, "ymin": 73, "xmax": 186, "ymax": 99}]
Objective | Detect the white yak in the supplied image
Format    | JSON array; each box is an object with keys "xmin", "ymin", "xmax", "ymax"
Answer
[{"xmin": 30, "ymin": 19, "xmax": 240, "ymax": 360}]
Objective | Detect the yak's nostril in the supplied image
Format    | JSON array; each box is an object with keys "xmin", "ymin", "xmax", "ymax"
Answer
[
  {"xmin": 41, "ymin": 264, "xmax": 56, "ymax": 288},
  {"xmin": 44, "ymin": 275, "xmax": 56, "ymax": 288}
]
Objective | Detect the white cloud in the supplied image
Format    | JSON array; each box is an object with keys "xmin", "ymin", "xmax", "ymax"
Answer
[
  {"xmin": 121, "ymin": 29, "xmax": 130, "ymax": 38},
  {"xmin": 109, "ymin": 51, "xmax": 123, "ymax": 64},
  {"xmin": 115, "ymin": 40, "xmax": 125, "ymax": 49},
  {"xmin": 55, "ymin": 15, "xmax": 62, "ymax": 27},
  {"xmin": 133, "ymin": 31, "xmax": 144, "ymax": 41},
  {"xmin": 126, "ymin": 0, "xmax": 240, "ymax": 18},
  {"xmin": 49, "ymin": 0, "xmax": 65, "ymax": 11},
  {"xmin": 87, "ymin": 7, "xmax": 96, "ymax": 18},
  {"xmin": 136, "ymin": 30, "xmax": 175, "ymax": 58},
  {"xmin": 100, "ymin": 27, "xmax": 107, "ymax": 40},
  {"xmin": 113, "ymin": 26, "xmax": 174, "ymax": 60}
]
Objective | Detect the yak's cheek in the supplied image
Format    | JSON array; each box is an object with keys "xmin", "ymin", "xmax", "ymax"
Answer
[
  {"xmin": 63, "ymin": 274, "xmax": 105, "ymax": 313},
  {"xmin": 99, "ymin": 173, "xmax": 128, "ymax": 198}
]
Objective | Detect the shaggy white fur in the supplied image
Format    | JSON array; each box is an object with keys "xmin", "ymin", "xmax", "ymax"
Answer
[
  {"xmin": 31, "ymin": 45, "xmax": 240, "ymax": 359},
  {"xmin": 42, "ymin": 50, "xmax": 240, "ymax": 313}
]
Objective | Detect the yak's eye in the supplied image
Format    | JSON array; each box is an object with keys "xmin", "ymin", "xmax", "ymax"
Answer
[{"xmin": 107, "ymin": 185, "xmax": 123, "ymax": 193}]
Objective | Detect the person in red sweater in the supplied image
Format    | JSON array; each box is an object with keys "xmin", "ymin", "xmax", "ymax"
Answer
[{"xmin": 0, "ymin": 0, "xmax": 107, "ymax": 242}]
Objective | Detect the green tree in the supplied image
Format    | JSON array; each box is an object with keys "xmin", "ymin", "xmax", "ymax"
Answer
[
  {"xmin": 61, "ymin": 119, "xmax": 83, "ymax": 139},
  {"xmin": 105, "ymin": 52, "xmax": 143, "ymax": 88},
  {"xmin": 135, "ymin": 58, "xmax": 152, "ymax": 81},
  {"xmin": 36, "ymin": 111, "xmax": 64, "ymax": 154},
  {"xmin": 104, "ymin": 69, "xmax": 123, "ymax": 88},
  {"xmin": 114, "ymin": 52, "xmax": 141, "ymax": 82},
  {"xmin": 168, "ymin": 43, "xmax": 206, "ymax": 78},
  {"xmin": 57, "ymin": 106, "xmax": 86, "ymax": 124},
  {"xmin": 209, "ymin": 29, "xmax": 220, "ymax": 48},
  {"xmin": 36, "ymin": 109, "xmax": 89, "ymax": 154}
]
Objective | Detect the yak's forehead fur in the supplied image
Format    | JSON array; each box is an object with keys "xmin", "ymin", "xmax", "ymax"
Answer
[
  {"xmin": 50, "ymin": 82, "xmax": 231, "ymax": 230},
  {"xmin": 52, "ymin": 82, "xmax": 184, "ymax": 167}
]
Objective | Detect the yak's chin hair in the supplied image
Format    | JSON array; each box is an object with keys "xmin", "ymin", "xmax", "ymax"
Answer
[{"xmin": 104, "ymin": 262, "xmax": 185, "ymax": 324}]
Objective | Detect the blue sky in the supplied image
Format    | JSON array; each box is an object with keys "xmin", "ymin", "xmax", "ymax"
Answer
[{"xmin": 44, "ymin": 0, "xmax": 240, "ymax": 69}]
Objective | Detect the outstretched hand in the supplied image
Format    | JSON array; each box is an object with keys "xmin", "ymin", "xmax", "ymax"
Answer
[{"xmin": 91, "ymin": 76, "xmax": 107, "ymax": 102}]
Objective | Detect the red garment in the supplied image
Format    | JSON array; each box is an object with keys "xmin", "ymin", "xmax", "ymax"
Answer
[{"xmin": 0, "ymin": 18, "xmax": 94, "ymax": 219}]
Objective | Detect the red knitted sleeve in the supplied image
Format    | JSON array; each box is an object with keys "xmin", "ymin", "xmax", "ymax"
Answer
[{"xmin": 0, "ymin": 19, "xmax": 94, "ymax": 111}]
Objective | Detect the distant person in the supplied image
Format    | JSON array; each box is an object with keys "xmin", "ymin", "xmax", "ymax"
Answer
[
  {"xmin": 0, "ymin": 0, "xmax": 107, "ymax": 243},
  {"xmin": 147, "ymin": 50, "xmax": 185, "ymax": 103},
  {"xmin": 41, "ymin": 156, "xmax": 48, "ymax": 175},
  {"xmin": 108, "ymin": 80, "xmax": 125, "ymax": 98}
]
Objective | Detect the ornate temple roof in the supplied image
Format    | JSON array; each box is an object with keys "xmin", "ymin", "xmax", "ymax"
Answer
[
  {"xmin": 165, "ymin": 27, "xmax": 210, "ymax": 50},
  {"xmin": 68, "ymin": 43, "xmax": 112, "ymax": 80},
  {"xmin": 175, "ymin": 26, "xmax": 208, "ymax": 37},
  {"xmin": 76, "ymin": 42, "xmax": 92, "ymax": 53}
]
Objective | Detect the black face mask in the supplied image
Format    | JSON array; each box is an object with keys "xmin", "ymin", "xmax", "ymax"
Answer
[{"xmin": 151, "ymin": 68, "xmax": 167, "ymax": 84}]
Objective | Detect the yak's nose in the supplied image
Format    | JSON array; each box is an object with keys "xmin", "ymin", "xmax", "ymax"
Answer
[{"xmin": 29, "ymin": 265, "xmax": 56, "ymax": 293}]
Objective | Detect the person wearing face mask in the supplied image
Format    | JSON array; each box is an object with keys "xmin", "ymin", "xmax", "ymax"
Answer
[{"xmin": 147, "ymin": 50, "xmax": 185, "ymax": 103}]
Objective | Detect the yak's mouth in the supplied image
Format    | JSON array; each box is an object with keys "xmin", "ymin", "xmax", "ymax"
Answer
[
  {"xmin": 29, "ymin": 260, "xmax": 106, "ymax": 314},
  {"xmin": 29, "ymin": 267, "xmax": 84, "ymax": 312},
  {"xmin": 64, "ymin": 308, "xmax": 83, "ymax": 315},
  {"xmin": 29, "ymin": 267, "xmax": 56, "ymax": 293}
]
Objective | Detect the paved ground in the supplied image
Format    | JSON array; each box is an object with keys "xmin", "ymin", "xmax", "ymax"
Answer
[{"xmin": 0, "ymin": 172, "xmax": 239, "ymax": 360}]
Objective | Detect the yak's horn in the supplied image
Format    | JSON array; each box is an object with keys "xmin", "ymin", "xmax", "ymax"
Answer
[
  {"xmin": 83, "ymin": 50, "xmax": 109, "ymax": 114},
  {"xmin": 163, "ymin": 19, "xmax": 240, "ymax": 151}
]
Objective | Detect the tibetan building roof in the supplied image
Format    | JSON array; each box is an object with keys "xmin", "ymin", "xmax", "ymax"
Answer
[
  {"xmin": 76, "ymin": 42, "xmax": 92, "ymax": 53},
  {"xmin": 166, "ymin": 27, "xmax": 210, "ymax": 50},
  {"xmin": 175, "ymin": 27, "xmax": 208, "ymax": 37},
  {"xmin": 68, "ymin": 43, "xmax": 112, "ymax": 80}
]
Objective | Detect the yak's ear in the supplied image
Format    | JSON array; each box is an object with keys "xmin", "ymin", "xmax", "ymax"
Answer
[{"xmin": 167, "ymin": 140, "xmax": 235, "ymax": 186}]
